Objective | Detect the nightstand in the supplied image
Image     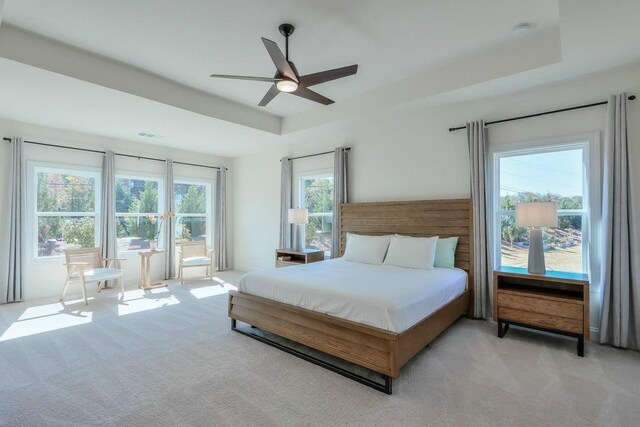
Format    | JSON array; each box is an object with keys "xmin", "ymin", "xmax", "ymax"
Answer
[
  {"xmin": 493, "ymin": 266, "xmax": 589, "ymax": 356},
  {"xmin": 275, "ymin": 248, "xmax": 324, "ymax": 268}
]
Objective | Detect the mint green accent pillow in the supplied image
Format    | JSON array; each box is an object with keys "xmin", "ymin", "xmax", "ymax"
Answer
[{"xmin": 434, "ymin": 237, "xmax": 458, "ymax": 268}]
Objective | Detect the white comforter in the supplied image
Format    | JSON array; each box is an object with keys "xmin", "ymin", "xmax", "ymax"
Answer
[{"xmin": 238, "ymin": 258, "xmax": 467, "ymax": 333}]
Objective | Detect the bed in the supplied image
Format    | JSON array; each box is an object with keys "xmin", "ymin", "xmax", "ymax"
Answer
[{"xmin": 228, "ymin": 199, "xmax": 474, "ymax": 394}]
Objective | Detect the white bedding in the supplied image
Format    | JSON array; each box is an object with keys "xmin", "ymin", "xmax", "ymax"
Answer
[{"xmin": 238, "ymin": 258, "xmax": 467, "ymax": 333}]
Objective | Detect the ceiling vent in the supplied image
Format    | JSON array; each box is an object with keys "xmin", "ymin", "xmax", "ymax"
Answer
[{"xmin": 138, "ymin": 132, "xmax": 164, "ymax": 139}]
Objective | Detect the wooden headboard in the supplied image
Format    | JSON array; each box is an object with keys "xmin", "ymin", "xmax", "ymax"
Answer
[{"xmin": 339, "ymin": 199, "xmax": 474, "ymax": 290}]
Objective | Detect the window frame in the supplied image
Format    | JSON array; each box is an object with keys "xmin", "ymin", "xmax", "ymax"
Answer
[
  {"xmin": 114, "ymin": 172, "xmax": 165, "ymax": 254},
  {"xmin": 173, "ymin": 178, "xmax": 213, "ymax": 244},
  {"xmin": 29, "ymin": 162, "xmax": 102, "ymax": 261},
  {"xmin": 489, "ymin": 133, "xmax": 601, "ymax": 281},
  {"xmin": 296, "ymin": 169, "xmax": 335, "ymax": 258}
]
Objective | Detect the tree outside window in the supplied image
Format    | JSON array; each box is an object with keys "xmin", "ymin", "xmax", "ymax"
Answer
[
  {"xmin": 299, "ymin": 174, "xmax": 334, "ymax": 257},
  {"xmin": 174, "ymin": 181, "xmax": 210, "ymax": 242},
  {"xmin": 115, "ymin": 177, "xmax": 162, "ymax": 251},
  {"xmin": 35, "ymin": 167, "xmax": 99, "ymax": 257}
]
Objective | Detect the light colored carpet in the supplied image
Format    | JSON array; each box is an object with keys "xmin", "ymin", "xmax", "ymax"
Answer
[{"xmin": 1, "ymin": 271, "xmax": 639, "ymax": 427}]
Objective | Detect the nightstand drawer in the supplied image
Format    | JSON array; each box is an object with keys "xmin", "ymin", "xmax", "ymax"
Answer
[
  {"xmin": 499, "ymin": 307, "xmax": 583, "ymax": 334},
  {"xmin": 276, "ymin": 261, "xmax": 302, "ymax": 268},
  {"xmin": 498, "ymin": 293, "xmax": 583, "ymax": 320}
]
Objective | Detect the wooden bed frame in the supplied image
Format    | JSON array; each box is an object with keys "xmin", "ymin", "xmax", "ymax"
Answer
[{"xmin": 229, "ymin": 199, "xmax": 474, "ymax": 394}]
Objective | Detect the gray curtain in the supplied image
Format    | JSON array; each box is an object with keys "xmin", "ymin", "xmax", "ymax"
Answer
[
  {"xmin": 279, "ymin": 157, "xmax": 292, "ymax": 249},
  {"xmin": 2, "ymin": 138, "xmax": 24, "ymax": 303},
  {"xmin": 600, "ymin": 93, "xmax": 640, "ymax": 349},
  {"xmin": 331, "ymin": 147, "xmax": 348, "ymax": 258},
  {"xmin": 164, "ymin": 159, "xmax": 176, "ymax": 279},
  {"xmin": 467, "ymin": 121, "xmax": 492, "ymax": 319},
  {"xmin": 100, "ymin": 150, "xmax": 117, "ymax": 288},
  {"xmin": 214, "ymin": 167, "xmax": 229, "ymax": 271}
]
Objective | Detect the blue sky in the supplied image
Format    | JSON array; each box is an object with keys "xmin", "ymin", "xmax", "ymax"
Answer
[{"xmin": 499, "ymin": 149, "xmax": 584, "ymax": 198}]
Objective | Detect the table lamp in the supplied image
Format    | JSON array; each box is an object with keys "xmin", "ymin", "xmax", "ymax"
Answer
[
  {"xmin": 288, "ymin": 208, "xmax": 308, "ymax": 251},
  {"xmin": 515, "ymin": 202, "xmax": 557, "ymax": 274}
]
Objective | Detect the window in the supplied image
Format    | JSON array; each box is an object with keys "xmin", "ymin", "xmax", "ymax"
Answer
[
  {"xmin": 34, "ymin": 166, "xmax": 100, "ymax": 258},
  {"xmin": 174, "ymin": 180, "xmax": 211, "ymax": 243},
  {"xmin": 299, "ymin": 173, "xmax": 334, "ymax": 257},
  {"xmin": 115, "ymin": 176, "xmax": 163, "ymax": 251},
  {"xmin": 493, "ymin": 143, "xmax": 592, "ymax": 274}
]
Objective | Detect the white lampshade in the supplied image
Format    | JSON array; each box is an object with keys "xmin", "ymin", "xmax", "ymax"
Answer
[
  {"xmin": 288, "ymin": 208, "xmax": 309, "ymax": 224},
  {"xmin": 516, "ymin": 202, "xmax": 557, "ymax": 227}
]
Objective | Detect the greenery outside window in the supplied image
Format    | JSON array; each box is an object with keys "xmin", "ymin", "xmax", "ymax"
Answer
[
  {"xmin": 299, "ymin": 173, "xmax": 334, "ymax": 257},
  {"xmin": 34, "ymin": 166, "xmax": 100, "ymax": 258},
  {"xmin": 115, "ymin": 176, "xmax": 163, "ymax": 251},
  {"xmin": 174, "ymin": 180, "xmax": 211, "ymax": 243},
  {"xmin": 493, "ymin": 144, "xmax": 591, "ymax": 274}
]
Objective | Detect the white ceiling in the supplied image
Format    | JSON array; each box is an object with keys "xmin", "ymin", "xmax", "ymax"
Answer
[
  {"xmin": 0, "ymin": 0, "xmax": 639, "ymax": 157},
  {"xmin": 2, "ymin": 0, "xmax": 559, "ymax": 117}
]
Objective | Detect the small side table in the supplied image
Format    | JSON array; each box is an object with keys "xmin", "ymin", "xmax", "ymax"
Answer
[
  {"xmin": 139, "ymin": 249, "xmax": 167, "ymax": 290},
  {"xmin": 494, "ymin": 266, "xmax": 590, "ymax": 356},
  {"xmin": 275, "ymin": 248, "xmax": 324, "ymax": 268}
]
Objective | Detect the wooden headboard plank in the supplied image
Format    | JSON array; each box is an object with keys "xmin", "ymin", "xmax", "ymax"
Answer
[{"xmin": 339, "ymin": 199, "xmax": 474, "ymax": 300}]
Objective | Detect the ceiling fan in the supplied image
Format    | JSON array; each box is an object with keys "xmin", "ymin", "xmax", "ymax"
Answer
[{"xmin": 210, "ymin": 23, "xmax": 358, "ymax": 107}]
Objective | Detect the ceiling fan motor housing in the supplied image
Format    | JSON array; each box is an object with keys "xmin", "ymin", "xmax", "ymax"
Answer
[{"xmin": 278, "ymin": 23, "xmax": 295, "ymax": 37}]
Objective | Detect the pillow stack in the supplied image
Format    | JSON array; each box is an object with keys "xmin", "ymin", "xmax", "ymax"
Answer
[{"xmin": 342, "ymin": 233, "xmax": 458, "ymax": 269}]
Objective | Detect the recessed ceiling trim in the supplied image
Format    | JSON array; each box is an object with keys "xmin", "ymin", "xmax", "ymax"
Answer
[
  {"xmin": 282, "ymin": 28, "xmax": 563, "ymax": 134},
  {"xmin": 0, "ymin": 24, "xmax": 282, "ymax": 135}
]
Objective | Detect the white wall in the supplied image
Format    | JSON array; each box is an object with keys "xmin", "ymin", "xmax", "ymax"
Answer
[
  {"xmin": 0, "ymin": 119, "xmax": 233, "ymax": 301},
  {"xmin": 232, "ymin": 62, "xmax": 640, "ymax": 332}
]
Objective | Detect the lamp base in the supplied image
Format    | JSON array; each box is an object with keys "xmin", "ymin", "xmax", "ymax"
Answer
[
  {"xmin": 527, "ymin": 227, "xmax": 546, "ymax": 274},
  {"xmin": 293, "ymin": 224, "xmax": 304, "ymax": 252}
]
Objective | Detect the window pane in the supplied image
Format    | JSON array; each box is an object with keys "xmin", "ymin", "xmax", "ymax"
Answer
[
  {"xmin": 499, "ymin": 149, "xmax": 584, "ymax": 210},
  {"xmin": 500, "ymin": 214, "xmax": 584, "ymax": 273},
  {"xmin": 303, "ymin": 178, "xmax": 334, "ymax": 214},
  {"xmin": 38, "ymin": 216, "xmax": 96, "ymax": 257},
  {"xmin": 305, "ymin": 216, "xmax": 333, "ymax": 254},
  {"xmin": 37, "ymin": 172, "xmax": 95, "ymax": 212},
  {"xmin": 546, "ymin": 215, "xmax": 584, "ymax": 273},
  {"xmin": 174, "ymin": 183, "xmax": 206, "ymax": 214},
  {"xmin": 116, "ymin": 178, "xmax": 158, "ymax": 214},
  {"xmin": 499, "ymin": 214, "xmax": 530, "ymax": 268},
  {"xmin": 498, "ymin": 147, "xmax": 586, "ymax": 274},
  {"xmin": 116, "ymin": 216, "xmax": 155, "ymax": 251},
  {"xmin": 176, "ymin": 216, "xmax": 207, "ymax": 242}
]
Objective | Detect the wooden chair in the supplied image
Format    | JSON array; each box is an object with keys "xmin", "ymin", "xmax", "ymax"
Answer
[
  {"xmin": 177, "ymin": 241, "xmax": 214, "ymax": 284},
  {"xmin": 61, "ymin": 247, "xmax": 125, "ymax": 305}
]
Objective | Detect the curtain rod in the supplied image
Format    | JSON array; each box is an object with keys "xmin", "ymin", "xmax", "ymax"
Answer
[
  {"xmin": 2, "ymin": 137, "xmax": 226, "ymax": 170},
  {"xmin": 281, "ymin": 147, "xmax": 351, "ymax": 162},
  {"xmin": 448, "ymin": 94, "xmax": 636, "ymax": 132}
]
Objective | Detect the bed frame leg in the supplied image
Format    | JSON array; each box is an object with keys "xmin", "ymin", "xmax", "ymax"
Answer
[{"xmin": 383, "ymin": 375, "xmax": 392, "ymax": 395}]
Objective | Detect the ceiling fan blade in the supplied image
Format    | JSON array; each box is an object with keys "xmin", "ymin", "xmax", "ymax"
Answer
[
  {"xmin": 258, "ymin": 85, "xmax": 280, "ymax": 107},
  {"xmin": 299, "ymin": 64, "xmax": 358, "ymax": 87},
  {"xmin": 291, "ymin": 87, "xmax": 334, "ymax": 105},
  {"xmin": 261, "ymin": 38, "xmax": 298, "ymax": 82},
  {"xmin": 209, "ymin": 74, "xmax": 282, "ymax": 83}
]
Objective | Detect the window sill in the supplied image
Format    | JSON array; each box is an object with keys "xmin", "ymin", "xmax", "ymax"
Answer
[{"xmin": 32, "ymin": 255, "xmax": 65, "ymax": 264}]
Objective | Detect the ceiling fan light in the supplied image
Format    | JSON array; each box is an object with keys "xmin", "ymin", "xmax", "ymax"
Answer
[{"xmin": 276, "ymin": 79, "xmax": 298, "ymax": 92}]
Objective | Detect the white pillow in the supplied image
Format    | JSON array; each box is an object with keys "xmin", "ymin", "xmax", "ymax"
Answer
[
  {"xmin": 342, "ymin": 233, "xmax": 391, "ymax": 265},
  {"xmin": 383, "ymin": 235, "xmax": 439, "ymax": 270}
]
